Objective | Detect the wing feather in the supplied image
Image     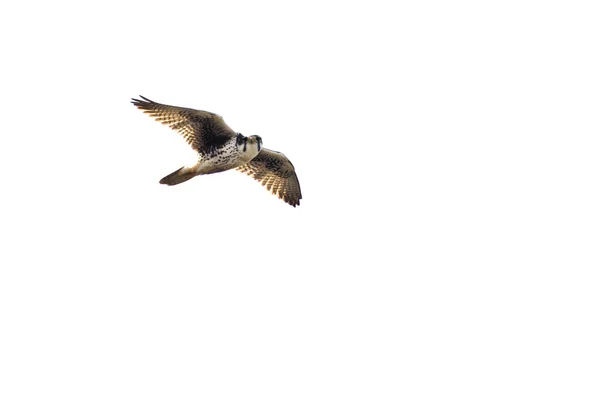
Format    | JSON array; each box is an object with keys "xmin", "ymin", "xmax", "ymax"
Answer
[
  {"xmin": 237, "ymin": 149, "xmax": 302, "ymax": 207},
  {"xmin": 131, "ymin": 96, "xmax": 236, "ymax": 156}
]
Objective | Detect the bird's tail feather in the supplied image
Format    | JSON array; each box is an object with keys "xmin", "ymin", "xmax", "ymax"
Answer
[{"xmin": 159, "ymin": 167, "xmax": 196, "ymax": 185}]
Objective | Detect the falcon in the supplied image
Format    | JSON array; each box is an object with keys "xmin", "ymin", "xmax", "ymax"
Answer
[{"xmin": 131, "ymin": 96, "xmax": 302, "ymax": 207}]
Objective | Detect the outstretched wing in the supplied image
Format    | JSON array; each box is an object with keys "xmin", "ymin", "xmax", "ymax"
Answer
[
  {"xmin": 237, "ymin": 149, "xmax": 302, "ymax": 207},
  {"xmin": 131, "ymin": 96, "xmax": 237, "ymax": 156}
]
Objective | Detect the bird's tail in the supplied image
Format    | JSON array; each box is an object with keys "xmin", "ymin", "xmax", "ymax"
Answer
[{"xmin": 159, "ymin": 167, "xmax": 196, "ymax": 186}]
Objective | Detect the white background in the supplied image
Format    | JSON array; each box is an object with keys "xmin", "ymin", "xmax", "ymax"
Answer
[{"xmin": 1, "ymin": 1, "xmax": 599, "ymax": 396}]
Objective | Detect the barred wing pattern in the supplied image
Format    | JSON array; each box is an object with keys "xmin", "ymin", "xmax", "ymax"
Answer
[
  {"xmin": 237, "ymin": 149, "xmax": 302, "ymax": 207},
  {"xmin": 131, "ymin": 96, "xmax": 236, "ymax": 156}
]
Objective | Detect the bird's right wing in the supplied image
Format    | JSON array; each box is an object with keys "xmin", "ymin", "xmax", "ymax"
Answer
[
  {"xmin": 237, "ymin": 149, "xmax": 302, "ymax": 207},
  {"xmin": 131, "ymin": 96, "xmax": 236, "ymax": 156}
]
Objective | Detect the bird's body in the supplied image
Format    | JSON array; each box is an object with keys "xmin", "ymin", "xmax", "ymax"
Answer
[
  {"xmin": 177, "ymin": 134, "xmax": 259, "ymax": 176},
  {"xmin": 157, "ymin": 134, "xmax": 258, "ymax": 185},
  {"xmin": 132, "ymin": 96, "xmax": 302, "ymax": 206}
]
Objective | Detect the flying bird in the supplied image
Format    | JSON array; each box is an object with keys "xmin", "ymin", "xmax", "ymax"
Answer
[{"xmin": 131, "ymin": 96, "xmax": 302, "ymax": 207}]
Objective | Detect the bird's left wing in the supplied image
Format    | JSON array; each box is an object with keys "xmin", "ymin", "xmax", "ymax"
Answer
[{"xmin": 237, "ymin": 149, "xmax": 302, "ymax": 207}]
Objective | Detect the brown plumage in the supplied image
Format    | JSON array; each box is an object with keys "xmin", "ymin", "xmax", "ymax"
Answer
[
  {"xmin": 236, "ymin": 149, "xmax": 302, "ymax": 207},
  {"xmin": 131, "ymin": 95, "xmax": 235, "ymax": 156},
  {"xmin": 132, "ymin": 96, "xmax": 302, "ymax": 207}
]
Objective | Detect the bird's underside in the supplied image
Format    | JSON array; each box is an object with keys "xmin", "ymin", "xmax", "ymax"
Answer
[{"xmin": 131, "ymin": 96, "xmax": 302, "ymax": 207}]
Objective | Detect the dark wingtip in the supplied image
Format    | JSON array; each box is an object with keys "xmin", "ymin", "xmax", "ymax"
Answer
[
  {"xmin": 131, "ymin": 95, "xmax": 154, "ymax": 106},
  {"xmin": 287, "ymin": 198, "xmax": 300, "ymax": 207}
]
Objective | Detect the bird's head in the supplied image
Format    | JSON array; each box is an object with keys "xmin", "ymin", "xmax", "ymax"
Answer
[
  {"xmin": 237, "ymin": 134, "xmax": 263, "ymax": 157},
  {"xmin": 248, "ymin": 135, "xmax": 263, "ymax": 152}
]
